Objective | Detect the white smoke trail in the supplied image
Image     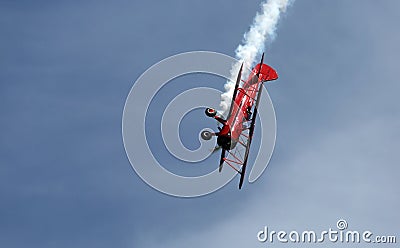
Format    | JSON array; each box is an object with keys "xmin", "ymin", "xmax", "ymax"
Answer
[{"xmin": 220, "ymin": 0, "xmax": 291, "ymax": 116}]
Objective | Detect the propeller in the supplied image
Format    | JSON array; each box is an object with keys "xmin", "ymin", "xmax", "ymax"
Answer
[
  {"xmin": 219, "ymin": 149, "xmax": 226, "ymax": 172},
  {"xmin": 210, "ymin": 146, "xmax": 221, "ymax": 153}
]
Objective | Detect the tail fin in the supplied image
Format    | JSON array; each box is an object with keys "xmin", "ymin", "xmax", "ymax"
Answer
[{"xmin": 252, "ymin": 63, "xmax": 278, "ymax": 82}]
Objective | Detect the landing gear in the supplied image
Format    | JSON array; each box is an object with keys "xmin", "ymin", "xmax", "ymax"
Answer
[
  {"xmin": 201, "ymin": 130, "xmax": 213, "ymax": 140},
  {"xmin": 205, "ymin": 108, "xmax": 217, "ymax": 117}
]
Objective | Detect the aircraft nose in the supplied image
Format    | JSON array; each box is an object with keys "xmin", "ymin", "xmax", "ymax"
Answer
[{"xmin": 217, "ymin": 135, "xmax": 231, "ymax": 150}]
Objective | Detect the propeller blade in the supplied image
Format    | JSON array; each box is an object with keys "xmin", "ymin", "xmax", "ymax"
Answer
[
  {"xmin": 210, "ymin": 146, "xmax": 221, "ymax": 153},
  {"xmin": 219, "ymin": 149, "xmax": 226, "ymax": 172}
]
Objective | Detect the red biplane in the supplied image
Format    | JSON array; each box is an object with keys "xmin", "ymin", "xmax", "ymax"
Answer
[{"xmin": 201, "ymin": 53, "xmax": 278, "ymax": 189}]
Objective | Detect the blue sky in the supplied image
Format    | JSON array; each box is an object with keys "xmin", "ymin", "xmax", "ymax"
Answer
[{"xmin": 1, "ymin": 0, "xmax": 399, "ymax": 247}]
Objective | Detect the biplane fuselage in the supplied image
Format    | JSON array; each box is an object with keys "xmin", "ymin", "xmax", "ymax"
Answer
[
  {"xmin": 217, "ymin": 63, "xmax": 278, "ymax": 150},
  {"xmin": 201, "ymin": 53, "xmax": 278, "ymax": 189}
]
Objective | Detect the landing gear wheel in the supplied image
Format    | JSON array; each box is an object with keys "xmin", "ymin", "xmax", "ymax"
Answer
[
  {"xmin": 201, "ymin": 130, "xmax": 213, "ymax": 140},
  {"xmin": 205, "ymin": 108, "xmax": 217, "ymax": 117}
]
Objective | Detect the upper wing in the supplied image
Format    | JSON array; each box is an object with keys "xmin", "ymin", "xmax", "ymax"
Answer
[{"xmin": 227, "ymin": 63, "xmax": 243, "ymax": 119}]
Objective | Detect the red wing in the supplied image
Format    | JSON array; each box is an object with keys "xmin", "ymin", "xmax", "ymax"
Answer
[
  {"xmin": 221, "ymin": 81, "xmax": 264, "ymax": 189},
  {"xmin": 227, "ymin": 63, "xmax": 243, "ymax": 119}
]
